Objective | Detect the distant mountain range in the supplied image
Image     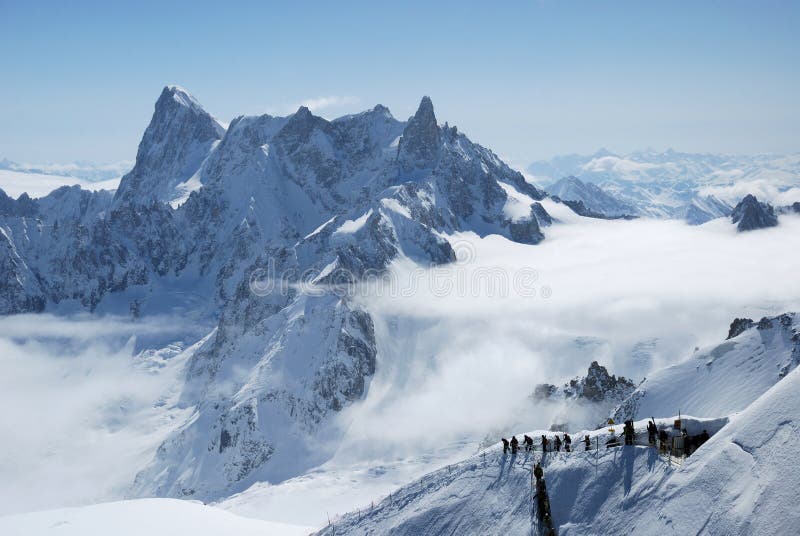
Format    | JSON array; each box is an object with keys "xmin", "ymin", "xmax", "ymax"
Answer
[
  {"xmin": 0, "ymin": 157, "xmax": 132, "ymax": 182},
  {"xmin": 529, "ymin": 149, "xmax": 800, "ymax": 224}
]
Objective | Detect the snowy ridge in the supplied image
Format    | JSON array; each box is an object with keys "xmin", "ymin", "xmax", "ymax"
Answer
[
  {"xmin": 313, "ymin": 313, "xmax": 800, "ymax": 535},
  {"xmin": 546, "ymin": 176, "xmax": 636, "ymax": 218},
  {"xmin": 612, "ymin": 313, "xmax": 800, "ymax": 423}
]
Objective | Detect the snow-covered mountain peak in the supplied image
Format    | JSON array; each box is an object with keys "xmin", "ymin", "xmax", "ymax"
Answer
[
  {"xmin": 163, "ymin": 85, "xmax": 209, "ymax": 114},
  {"xmin": 291, "ymin": 104, "xmax": 314, "ymax": 122},
  {"xmin": 371, "ymin": 103, "xmax": 393, "ymax": 118},
  {"xmin": 113, "ymin": 86, "xmax": 225, "ymax": 206}
]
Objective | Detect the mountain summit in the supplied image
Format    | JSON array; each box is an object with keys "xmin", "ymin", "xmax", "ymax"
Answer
[
  {"xmin": 114, "ymin": 85, "xmax": 225, "ymax": 206},
  {"xmin": 398, "ymin": 96, "xmax": 441, "ymax": 171}
]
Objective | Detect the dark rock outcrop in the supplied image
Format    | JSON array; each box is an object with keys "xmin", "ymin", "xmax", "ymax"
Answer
[
  {"xmin": 731, "ymin": 194, "xmax": 778, "ymax": 232},
  {"xmin": 727, "ymin": 317, "xmax": 754, "ymax": 339},
  {"xmin": 533, "ymin": 361, "xmax": 636, "ymax": 404}
]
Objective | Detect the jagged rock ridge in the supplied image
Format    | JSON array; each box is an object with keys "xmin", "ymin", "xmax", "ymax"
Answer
[{"xmin": 534, "ymin": 360, "xmax": 636, "ymax": 404}]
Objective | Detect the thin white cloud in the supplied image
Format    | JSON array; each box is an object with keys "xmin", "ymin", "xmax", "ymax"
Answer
[
  {"xmin": 298, "ymin": 95, "xmax": 359, "ymax": 112},
  {"xmin": 261, "ymin": 96, "xmax": 361, "ymax": 118}
]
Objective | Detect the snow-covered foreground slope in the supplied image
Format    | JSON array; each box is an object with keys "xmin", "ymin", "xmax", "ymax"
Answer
[
  {"xmin": 315, "ymin": 364, "xmax": 800, "ymax": 536},
  {"xmin": 0, "ymin": 169, "xmax": 119, "ymax": 198},
  {"xmin": 218, "ymin": 439, "xmax": 475, "ymax": 529},
  {"xmin": 0, "ymin": 499, "xmax": 313, "ymax": 536}
]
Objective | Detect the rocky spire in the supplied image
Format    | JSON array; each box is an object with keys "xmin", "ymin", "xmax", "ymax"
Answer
[{"xmin": 397, "ymin": 96, "xmax": 441, "ymax": 171}]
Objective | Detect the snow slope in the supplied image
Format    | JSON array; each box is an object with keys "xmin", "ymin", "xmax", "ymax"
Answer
[
  {"xmin": 315, "ymin": 350, "xmax": 800, "ymax": 535},
  {"xmin": 613, "ymin": 313, "xmax": 800, "ymax": 423},
  {"xmin": 0, "ymin": 499, "xmax": 313, "ymax": 536}
]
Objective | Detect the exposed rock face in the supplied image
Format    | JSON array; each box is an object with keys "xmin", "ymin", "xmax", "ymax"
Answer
[
  {"xmin": 731, "ymin": 194, "xmax": 778, "ymax": 232},
  {"xmin": 0, "ymin": 225, "xmax": 45, "ymax": 313},
  {"xmin": 777, "ymin": 201, "xmax": 800, "ymax": 215},
  {"xmin": 727, "ymin": 317, "xmax": 754, "ymax": 339},
  {"xmin": 397, "ymin": 96, "xmax": 440, "ymax": 172},
  {"xmin": 132, "ymin": 294, "xmax": 377, "ymax": 498},
  {"xmin": 0, "ymin": 189, "xmax": 38, "ymax": 217},
  {"xmin": 532, "ymin": 361, "xmax": 637, "ymax": 430},
  {"xmin": 534, "ymin": 361, "xmax": 636, "ymax": 404}
]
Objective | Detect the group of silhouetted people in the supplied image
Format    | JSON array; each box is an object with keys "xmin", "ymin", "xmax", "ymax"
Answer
[
  {"xmin": 544, "ymin": 433, "xmax": 573, "ymax": 452},
  {"xmin": 501, "ymin": 433, "xmax": 580, "ymax": 454},
  {"xmin": 501, "ymin": 425, "xmax": 712, "ymax": 457}
]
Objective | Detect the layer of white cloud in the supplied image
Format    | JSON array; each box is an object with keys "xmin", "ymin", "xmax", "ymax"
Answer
[
  {"xmin": 0, "ymin": 315, "xmax": 194, "ymax": 515},
  {"xmin": 339, "ymin": 210, "xmax": 800, "ymax": 455},
  {"xmin": 0, "ymin": 169, "xmax": 120, "ymax": 198}
]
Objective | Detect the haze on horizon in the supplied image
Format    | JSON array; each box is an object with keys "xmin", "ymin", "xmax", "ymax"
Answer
[{"xmin": 1, "ymin": 0, "xmax": 798, "ymax": 167}]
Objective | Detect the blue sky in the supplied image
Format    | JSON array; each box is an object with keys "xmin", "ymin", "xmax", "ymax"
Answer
[{"xmin": 1, "ymin": 0, "xmax": 798, "ymax": 167}]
